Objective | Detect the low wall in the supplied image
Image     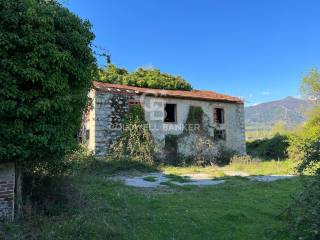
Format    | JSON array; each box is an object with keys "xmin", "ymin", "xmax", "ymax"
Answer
[{"xmin": 0, "ymin": 163, "xmax": 15, "ymax": 221}]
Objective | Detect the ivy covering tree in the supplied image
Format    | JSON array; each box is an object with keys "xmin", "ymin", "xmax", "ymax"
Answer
[
  {"xmin": 0, "ymin": 0, "xmax": 96, "ymax": 177},
  {"xmin": 98, "ymin": 64, "xmax": 192, "ymax": 90}
]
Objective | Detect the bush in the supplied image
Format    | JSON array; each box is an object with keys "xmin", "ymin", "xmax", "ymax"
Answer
[
  {"xmin": 214, "ymin": 147, "xmax": 237, "ymax": 166},
  {"xmin": 110, "ymin": 105, "xmax": 156, "ymax": 164},
  {"xmin": 287, "ymin": 176, "xmax": 320, "ymax": 240},
  {"xmin": 98, "ymin": 64, "xmax": 192, "ymax": 90},
  {"xmin": 230, "ymin": 154, "xmax": 257, "ymax": 165},
  {"xmin": 246, "ymin": 134, "xmax": 289, "ymax": 160},
  {"xmin": 0, "ymin": 0, "xmax": 96, "ymax": 175}
]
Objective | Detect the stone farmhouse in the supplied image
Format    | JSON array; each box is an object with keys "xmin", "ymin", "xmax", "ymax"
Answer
[{"xmin": 81, "ymin": 81, "xmax": 246, "ymax": 159}]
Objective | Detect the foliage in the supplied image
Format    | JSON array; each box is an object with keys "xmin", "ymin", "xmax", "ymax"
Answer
[
  {"xmin": 185, "ymin": 106, "xmax": 204, "ymax": 126},
  {"xmin": 287, "ymin": 175, "xmax": 320, "ymax": 240},
  {"xmin": 0, "ymin": 0, "xmax": 96, "ymax": 177},
  {"xmin": 110, "ymin": 105, "xmax": 156, "ymax": 164},
  {"xmin": 214, "ymin": 147, "xmax": 237, "ymax": 165},
  {"xmin": 300, "ymin": 68, "xmax": 320, "ymax": 101},
  {"xmin": 98, "ymin": 64, "xmax": 192, "ymax": 90},
  {"xmin": 230, "ymin": 154, "xmax": 257, "ymax": 165},
  {"xmin": 188, "ymin": 133, "xmax": 217, "ymax": 166},
  {"xmin": 246, "ymin": 134, "xmax": 289, "ymax": 160},
  {"xmin": 286, "ymin": 69, "xmax": 320, "ymax": 240}
]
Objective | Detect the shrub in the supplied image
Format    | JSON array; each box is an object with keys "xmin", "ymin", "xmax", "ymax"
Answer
[
  {"xmin": 0, "ymin": 0, "xmax": 96, "ymax": 172},
  {"xmin": 214, "ymin": 147, "xmax": 237, "ymax": 166},
  {"xmin": 110, "ymin": 105, "xmax": 156, "ymax": 164},
  {"xmin": 246, "ymin": 134, "xmax": 289, "ymax": 160},
  {"xmin": 287, "ymin": 176, "xmax": 320, "ymax": 240},
  {"xmin": 98, "ymin": 64, "xmax": 192, "ymax": 90},
  {"xmin": 230, "ymin": 154, "xmax": 257, "ymax": 165}
]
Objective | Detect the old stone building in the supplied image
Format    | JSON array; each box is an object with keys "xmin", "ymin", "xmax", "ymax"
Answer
[{"xmin": 82, "ymin": 81, "xmax": 246, "ymax": 158}]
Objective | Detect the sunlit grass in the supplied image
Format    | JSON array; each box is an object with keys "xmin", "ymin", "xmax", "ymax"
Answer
[{"xmin": 161, "ymin": 159, "xmax": 297, "ymax": 178}]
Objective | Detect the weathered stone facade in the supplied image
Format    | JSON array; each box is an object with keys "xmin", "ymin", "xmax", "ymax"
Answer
[
  {"xmin": 0, "ymin": 163, "xmax": 15, "ymax": 221},
  {"xmin": 84, "ymin": 90, "xmax": 137, "ymax": 156},
  {"xmin": 84, "ymin": 86, "xmax": 246, "ymax": 158}
]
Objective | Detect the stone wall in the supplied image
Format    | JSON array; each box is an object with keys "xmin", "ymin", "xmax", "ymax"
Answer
[
  {"xmin": 0, "ymin": 163, "xmax": 15, "ymax": 221},
  {"xmin": 142, "ymin": 96, "xmax": 246, "ymax": 157},
  {"xmin": 90, "ymin": 91, "xmax": 136, "ymax": 156},
  {"xmin": 86, "ymin": 90, "xmax": 246, "ymax": 157}
]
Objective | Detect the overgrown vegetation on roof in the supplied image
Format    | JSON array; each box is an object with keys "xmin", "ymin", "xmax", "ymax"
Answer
[{"xmin": 98, "ymin": 64, "xmax": 192, "ymax": 90}]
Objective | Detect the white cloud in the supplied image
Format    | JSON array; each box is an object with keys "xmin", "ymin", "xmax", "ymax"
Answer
[
  {"xmin": 252, "ymin": 102, "xmax": 260, "ymax": 106},
  {"xmin": 262, "ymin": 91, "xmax": 270, "ymax": 96}
]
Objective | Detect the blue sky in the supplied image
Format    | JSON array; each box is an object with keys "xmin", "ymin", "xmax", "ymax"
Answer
[{"xmin": 63, "ymin": 0, "xmax": 320, "ymax": 106}]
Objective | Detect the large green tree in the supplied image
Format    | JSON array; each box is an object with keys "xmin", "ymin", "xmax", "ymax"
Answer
[
  {"xmin": 0, "ymin": 0, "xmax": 96, "ymax": 175},
  {"xmin": 287, "ymin": 69, "xmax": 320, "ymax": 240},
  {"xmin": 98, "ymin": 64, "xmax": 192, "ymax": 90}
]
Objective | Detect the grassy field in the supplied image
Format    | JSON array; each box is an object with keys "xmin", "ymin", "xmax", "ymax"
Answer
[
  {"xmin": 2, "ymin": 158, "xmax": 303, "ymax": 240},
  {"xmin": 162, "ymin": 159, "xmax": 296, "ymax": 177}
]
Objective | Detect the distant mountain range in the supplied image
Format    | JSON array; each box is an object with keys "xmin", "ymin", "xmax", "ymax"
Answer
[{"xmin": 245, "ymin": 96, "xmax": 316, "ymax": 131}]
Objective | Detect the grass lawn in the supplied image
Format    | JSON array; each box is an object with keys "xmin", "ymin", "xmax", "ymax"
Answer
[
  {"xmin": 162, "ymin": 159, "xmax": 296, "ymax": 177},
  {"xmin": 3, "ymin": 159, "xmax": 302, "ymax": 240}
]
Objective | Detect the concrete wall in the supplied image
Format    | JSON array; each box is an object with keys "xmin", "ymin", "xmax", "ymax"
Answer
[
  {"xmin": 85, "ymin": 91, "xmax": 246, "ymax": 157},
  {"xmin": 0, "ymin": 163, "xmax": 15, "ymax": 221}
]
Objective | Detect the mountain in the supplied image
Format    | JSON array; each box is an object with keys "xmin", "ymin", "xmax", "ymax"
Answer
[{"xmin": 245, "ymin": 96, "xmax": 316, "ymax": 131}]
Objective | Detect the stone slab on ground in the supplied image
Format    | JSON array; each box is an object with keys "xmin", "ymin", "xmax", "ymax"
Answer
[
  {"xmin": 112, "ymin": 172, "xmax": 296, "ymax": 188},
  {"xmin": 113, "ymin": 172, "xmax": 225, "ymax": 188}
]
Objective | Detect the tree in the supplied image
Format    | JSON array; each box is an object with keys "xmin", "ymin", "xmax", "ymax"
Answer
[
  {"xmin": 0, "ymin": 0, "xmax": 96, "ymax": 177},
  {"xmin": 300, "ymin": 68, "xmax": 320, "ymax": 102},
  {"xmin": 98, "ymin": 64, "xmax": 192, "ymax": 90},
  {"xmin": 271, "ymin": 120, "xmax": 288, "ymax": 135},
  {"xmin": 287, "ymin": 69, "xmax": 320, "ymax": 240}
]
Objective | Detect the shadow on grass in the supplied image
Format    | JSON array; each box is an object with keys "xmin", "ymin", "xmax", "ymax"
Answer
[{"xmin": 80, "ymin": 157, "xmax": 159, "ymax": 176}]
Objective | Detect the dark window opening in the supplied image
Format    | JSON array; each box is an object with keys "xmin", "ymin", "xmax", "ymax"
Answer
[
  {"xmin": 85, "ymin": 129, "xmax": 90, "ymax": 141},
  {"xmin": 214, "ymin": 129, "xmax": 226, "ymax": 141},
  {"xmin": 214, "ymin": 108, "xmax": 224, "ymax": 124},
  {"xmin": 164, "ymin": 104, "xmax": 177, "ymax": 123}
]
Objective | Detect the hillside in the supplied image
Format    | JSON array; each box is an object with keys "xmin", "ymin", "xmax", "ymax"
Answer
[{"xmin": 245, "ymin": 96, "xmax": 315, "ymax": 131}]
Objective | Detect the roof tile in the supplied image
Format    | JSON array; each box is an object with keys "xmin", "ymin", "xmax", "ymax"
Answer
[{"xmin": 93, "ymin": 81, "xmax": 243, "ymax": 104}]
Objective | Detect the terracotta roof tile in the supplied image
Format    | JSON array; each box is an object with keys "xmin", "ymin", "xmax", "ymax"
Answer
[{"xmin": 93, "ymin": 81, "xmax": 243, "ymax": 104}]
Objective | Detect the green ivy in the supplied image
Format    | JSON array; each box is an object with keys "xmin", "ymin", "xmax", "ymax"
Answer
[
  {"xmin": 110, "ymin": 105, "xmax": 156, "ymax": 164},
  {"xmin": 0, "ymin": 0, "xmax": 96, "ymax": 176},
  {"xmin": 98, "ymin": 64, "xmax": 192, "ymax": 91}
]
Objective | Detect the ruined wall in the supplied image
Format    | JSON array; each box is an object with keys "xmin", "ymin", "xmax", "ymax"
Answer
[
  {"xmin": 89, "ymin": 91, "xmax": 136, "ymax": 156},
  {"xmin": 0, "ymin": 163, "xmax": 15, "ymax": 221},
  {"xmin": 87, "ymin": 91, "xmax": 246, "ymax": 157},
  {"xmin": 142, "ymin": 96, "xmax": 246, "ymax": 157}
]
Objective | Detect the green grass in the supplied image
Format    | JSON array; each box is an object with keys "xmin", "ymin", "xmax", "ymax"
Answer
[
  {"xmin": 3, "ymin": 158, "xmax": 302, "ymax": 239},
  {"xmin": 165, "ymin": 174, "xmax": 192, "ymax": 183},
  {"xmin": 225, "ymin": 159, "xmax": 297, "ymax": 176},
  {"xmin": 161, "ymin": 165, "xmax": 225, "ymax": 178},
  {"xmin": 161, "ymin": 159, "xmax": 297, "ymax": 178}
]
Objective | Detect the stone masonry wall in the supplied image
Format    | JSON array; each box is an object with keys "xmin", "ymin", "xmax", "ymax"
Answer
[
  {"xmin": 93, "ymin": 91, "xmax": 136, "ymax": 156},
  {"xmin": 0, "ymin": 163, "xmax": 15, "ymax": 221},
  {"xmin": 143, "ymin": 96, "xmax": 246, "ymax": 156},
  {"xmin": 86, "ymin": 91, "xmax": 246, "ymax": 157}
]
